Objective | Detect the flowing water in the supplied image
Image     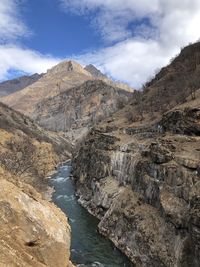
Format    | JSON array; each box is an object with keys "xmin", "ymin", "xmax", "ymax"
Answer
[{"xmin": 50, "ymin": 163, "xmax": 133, "ymax": 267}]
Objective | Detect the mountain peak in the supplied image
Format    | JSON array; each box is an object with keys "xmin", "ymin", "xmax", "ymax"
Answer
[
  {"xmin": 47, "ymin": 60, "xmax": 92, "ymax": 77},
  {"xmin": 84, "ymin": 64, "xmax": 106, "ymax": 78}
]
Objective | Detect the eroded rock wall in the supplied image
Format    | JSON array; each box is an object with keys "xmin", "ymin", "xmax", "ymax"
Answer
[{"xmin": 73, "ymin": 124, "xmax": 200, "ymax": 267}]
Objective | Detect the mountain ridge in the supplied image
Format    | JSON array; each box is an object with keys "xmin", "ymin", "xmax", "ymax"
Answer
[{"xmin": 0, "ymin": 60, "xmax": 133, "ymax": 116}]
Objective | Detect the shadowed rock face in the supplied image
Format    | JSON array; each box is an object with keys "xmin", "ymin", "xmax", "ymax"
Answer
[
  {"xmin": 0, "ymin": 73, "xmax": 43, "ymax": 97},
  {"xmin": 72, "ymin": 109, "xmax": 200, "ymax": 267},
  {"xmin": 33, "ymin": 80, "xmax": 132, "ymax": 140}
]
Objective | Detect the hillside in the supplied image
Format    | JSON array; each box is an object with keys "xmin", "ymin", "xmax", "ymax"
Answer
[
  {"xmin": 72, "ymin": 42, "xmax": 200, "ymax": 266},
  {"xmin": 0, "ymin": 73, "xmax": 43, "ymax": 97},
  {"xmin": 143, "ymin": 42, "xmax": 200, "ymax": 115},
  {"xmin": 0, "ymin": 102, "xmax": 74, "ymax": 267}
]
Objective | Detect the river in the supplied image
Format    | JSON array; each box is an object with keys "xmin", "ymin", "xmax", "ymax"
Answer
[{"xmin": 50, "ymin": 163, "xmax": 133, "ymax": 267}]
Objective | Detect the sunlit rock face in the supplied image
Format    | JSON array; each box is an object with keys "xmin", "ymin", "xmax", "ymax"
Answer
[
  {"xmin": 73, "ymin": 111, "xmax": 200, "ymax": 267},
  {"xmin": 0, "ymin": 179, "xmax": 73, "ymax": 267},
  {"xmin": 0, "ymin": 102, "xmax": 74, "ymax": 267}
]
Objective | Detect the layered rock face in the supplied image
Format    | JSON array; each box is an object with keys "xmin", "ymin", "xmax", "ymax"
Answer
[
  {"xmin": 73, "ymin": 108, "xmax": 200, "ymax": 267},
  {"xmin": 0, "ymin": 102, "xmax": 74, "ymax": 267},
  {"xmin": 33, "ymin": 80, "xmax": 132, "ymax": 139}
]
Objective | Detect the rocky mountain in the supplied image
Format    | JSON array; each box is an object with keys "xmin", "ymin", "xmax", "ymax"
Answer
[
  {"xmin": 33, "ymin": 80, "xmax": 132, "ymax": 141},
  {"xmin": 0, "ymin": 61, "xmax": 133, "ymax": 140},
  {"xmin": 0, "ymin": 60, "xmax": 94, "ymax": 115},
  {"xmin": 0, "ymin": 73, "xmax": 43, "ymax": 97},
  {"xmin": 1, "ymin": 60, "xmax": 133, "ymax": 116},
  {"xmin": 72, "ymin": 42, "xmax": 200, "ymax": 267},
  {"xmin": 0, "ymin": 102, "xmax": 74, "ymax": 267},
  {"xmin": 85, "ymin": 64, "xmax": 107, "ymax": 78},
  {"xmin": 85, "ymin": 64, "xmax": 133, "ymax": 92}
]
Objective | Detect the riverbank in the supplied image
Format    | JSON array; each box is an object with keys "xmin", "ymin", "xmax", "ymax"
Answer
[{"xmin": 50, "ymin": 163, "xmax": 133, "ymax": 267}]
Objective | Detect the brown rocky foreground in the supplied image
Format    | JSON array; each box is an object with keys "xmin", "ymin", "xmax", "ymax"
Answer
[{"xmin": 0, "ymin": 102, "xmax": 75, "ymax": 267}]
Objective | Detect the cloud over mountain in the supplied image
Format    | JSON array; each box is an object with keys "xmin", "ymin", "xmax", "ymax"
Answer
[
  {"xmin": 61, "ymin": 0, "xmax": 200, "ymax": 87},
  {"xmin": 0, "ymin": 0, "xmax": 59, "ymax": 81}
]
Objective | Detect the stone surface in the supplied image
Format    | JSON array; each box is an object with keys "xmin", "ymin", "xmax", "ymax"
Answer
[
  {"xmin": 73, "ymin": 122, "xmax": 200, "ymax": 266},
  {"xmin": 0, "ymin": 179, "xmax": 73, "ymax": 267},
  {"xmin": 0, "ymin": 102, "xmax": 74, "ymax": 266},
  {"xmin": 33, "ymin": 80, "xmax": 131, "ymax": 140}
]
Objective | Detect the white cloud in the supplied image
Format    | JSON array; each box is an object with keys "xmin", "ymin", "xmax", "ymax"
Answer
[
  {"xmin": 0, "ymin": 0, "xmax": 29, "ymax": 42},
  {"xmin": 0, "ymin": 0, "xmax": 59, "ymax": 81},
  {"xmin": 0, "ymin": 45, "xmax": 60, "ymax": 80},
  {"xmin": 61, "ymin": 0, "xmax": 200, "ymax": 88}
]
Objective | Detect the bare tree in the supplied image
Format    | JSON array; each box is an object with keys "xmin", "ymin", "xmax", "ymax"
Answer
[{"xmin": 0, "ymin": 137, "xmax": 48, "ymax": 178}]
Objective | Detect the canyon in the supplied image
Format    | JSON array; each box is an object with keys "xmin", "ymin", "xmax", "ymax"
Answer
[{"xmin": 0, "ymin": 42, "xmax": 200, "ymax": 267}]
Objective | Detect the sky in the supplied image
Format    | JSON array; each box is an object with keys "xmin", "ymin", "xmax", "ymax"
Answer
[{"xmin": 0, "ymin": 0, "xmax": 200, "ymax": 88}]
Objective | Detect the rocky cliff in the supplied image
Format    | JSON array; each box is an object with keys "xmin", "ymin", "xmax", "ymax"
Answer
[
  {"xmin": 72, "ymin": 42, "xmax": 200, "ymax": 266},
  {"xmin": 0, "ymin": 102, "xmax": 74, "ymax": 267},
  {"xmin": 73, "ymin": 108, "xmax": 200, "ymax": 266},
  {"xmin": 33, "ymin": 80, "xmax": 132, "ymax": 141}
]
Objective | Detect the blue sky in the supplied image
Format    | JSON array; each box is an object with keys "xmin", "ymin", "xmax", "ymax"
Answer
[
  {"xmin": 23, "ymin": 0, "xmax": 102, "ymax": 57},
  {"xmin": 0, "ymin": 0, "xmax": 200, "ymax": 87}
]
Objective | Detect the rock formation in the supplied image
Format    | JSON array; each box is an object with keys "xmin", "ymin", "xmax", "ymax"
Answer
[
  {"xmin": 0, "ymin": 102, "xmax": 74, "ymax": 267},
  {"xmin": 73, "ymin": 110, "xmax": 200, "ymax": 266},
  {"xmin": 33, "ymin": 80, "xmax": 132, "ymax": 140},
  {"xmin": 72, "ymin": 42, "xmax": 200, "ymax": 267},
  {"xmin": 0, "ymin": 61, "xmax": 133, "ymax": 140}
]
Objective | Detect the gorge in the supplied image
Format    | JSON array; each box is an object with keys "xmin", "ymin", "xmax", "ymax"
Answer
[{"xmin": 0, "ymin": 42, "xmax": 200, "ymax": 267}]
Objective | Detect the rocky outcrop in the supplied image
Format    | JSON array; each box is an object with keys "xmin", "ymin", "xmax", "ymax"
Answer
[
  {"xmin": 33, "ymin": 80, "xmax": 132, "ymax": 140},
  {"xmin": 160, "ymin": 108, "xmax": 200, "ymax": 135},
  {"xmin": 0, "ymin": 178, "xmax": 74, "ymax": 267},
  {"xmin": 0, "ymin": 102, "xmax": 74, "ymax": 266},
  {"xmin": 73, "ymin": 116, "xmax": 200, "ymax": 266}
]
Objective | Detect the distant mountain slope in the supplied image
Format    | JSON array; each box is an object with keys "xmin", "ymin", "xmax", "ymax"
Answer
[
  {"xmin": 0, "ymin": 73, "xmax": 43, "ymax": 97},
  {"xmin": 33, "ymin": 80, "xmax": 132, "ymax": 140},
  {"xmin": 85, "ymin": 64, "xmax": 133, "ymax": 92},
  {"xmin": 0, "ymin": 60, "xmax": 133, "ymax": 117},
  {"xmin": 0, "ymin": 60, "xmax": 94, "ymax": 115},
  {"xmin": 85, "ymin": 64, "xmax": 107, "ymax": 78}
]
